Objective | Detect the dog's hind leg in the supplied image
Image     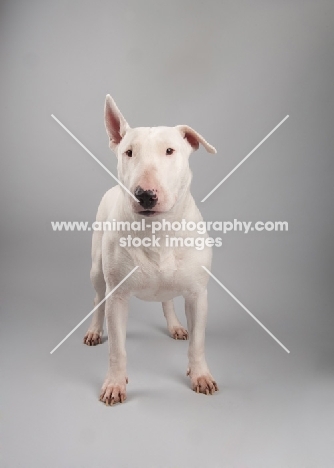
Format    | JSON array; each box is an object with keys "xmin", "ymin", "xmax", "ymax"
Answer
[
  {"xmin": 84, "ymin": 231, "xmax": 106, "ymax": 346},
  {"xmin": 162, "ymin": 300, "xmax": 188, "ymax": 340}
]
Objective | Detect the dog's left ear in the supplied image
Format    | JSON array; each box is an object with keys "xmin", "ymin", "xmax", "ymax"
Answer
[
  {"xmin": 176, "ymin": 125, "xmax": 217, "ymax": 154},
  {"xmin": 105, "ymin": 95, "xmax": 130, "ymax": 152}
]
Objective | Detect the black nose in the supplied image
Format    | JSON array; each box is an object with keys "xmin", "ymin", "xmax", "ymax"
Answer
[{"xmin": 134, "ymin": 186, "xmax": 158, "ymax": 210}]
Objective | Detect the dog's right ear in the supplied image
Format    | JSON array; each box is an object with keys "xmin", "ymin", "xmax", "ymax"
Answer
[{"xmin": 104, "ymin": 95, "xmax": 130, "ymax": 152}]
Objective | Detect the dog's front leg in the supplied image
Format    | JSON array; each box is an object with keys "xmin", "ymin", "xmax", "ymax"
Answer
[
  {"xmin": 99, "ymin": 292, "xmax": 129, "ymax": 405},
  {"xmin": 185, "ymin": 289, "xmax": 218, "ymax": 395}
]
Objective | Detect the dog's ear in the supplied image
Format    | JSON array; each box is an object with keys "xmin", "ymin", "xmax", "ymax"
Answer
[
  {"xmin": 176, "ymin": 125, "xmax": 217, "ymax": 154},
  {"xmin": 105, "ymin": 95, "xmax": 130, "ymax": 152}
]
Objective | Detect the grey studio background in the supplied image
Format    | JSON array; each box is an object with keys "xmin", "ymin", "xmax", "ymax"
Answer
[{"xmin": 1, "ymin": 1, "xmax": 334, "ymax": 467}]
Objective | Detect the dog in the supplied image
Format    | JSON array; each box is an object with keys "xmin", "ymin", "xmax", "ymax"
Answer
[{"xmin": 83, "ymin": 95, "xmax": 218, "ymax": 405}]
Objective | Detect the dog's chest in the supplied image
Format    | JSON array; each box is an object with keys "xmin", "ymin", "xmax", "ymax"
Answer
[
  {"xmin": 130, "ymin": 247, "xmax": 185, "ymax": 301},
  {"xmin": 135, "ymin": 247, "xmax": 178, "ymax": 278}
]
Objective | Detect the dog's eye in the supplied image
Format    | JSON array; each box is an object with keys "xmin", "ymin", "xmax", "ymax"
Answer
[
  {"xmin": 166, "ymin": 148, "xmax": 174, "ymax": 155},
  {"xmin": 125, "ymin": 149, "xmax": 133, "ymax": 157}
]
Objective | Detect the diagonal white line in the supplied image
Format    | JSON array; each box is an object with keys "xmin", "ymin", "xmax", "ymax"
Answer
[
  {"xmin": 50, "ymin": 266, "xmax": 139, "ymax": 354},
  {"xmin": 201, "ymin": 115, "xmax": 289, "ymax": 202},
  {"xmin": 202, "ymin": 266, "xmax": 290, "ymax": 353},
  {"xmin": 51, "ymin": 114, "xmax": 138, "ymax": 202}
]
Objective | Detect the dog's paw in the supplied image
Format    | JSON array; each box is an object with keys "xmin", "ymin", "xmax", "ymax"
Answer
[
  {"xmin": 170, "ymin": 326, "xmax": 188, "ymax": 340},
  {"xmin": 99, "ymin": 377, "xmax": 128, "ymax": 406},
  {"xmin": 187, "ymin": 370, "xmax": 218, "ymax": 395},
  {"xmin": 83, "ymin": 330, "xmax": 102, "ymax": 346}
]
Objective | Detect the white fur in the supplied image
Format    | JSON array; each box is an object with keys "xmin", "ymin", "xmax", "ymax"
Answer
[{"xmin": 84, "ymin": 95, "xmax": 218, "ymax": 405}]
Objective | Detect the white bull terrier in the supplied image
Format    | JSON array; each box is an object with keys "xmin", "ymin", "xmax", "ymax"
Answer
[{"xmin": 84, "ymin": 95, "xmax": 218, "ymax": 405}]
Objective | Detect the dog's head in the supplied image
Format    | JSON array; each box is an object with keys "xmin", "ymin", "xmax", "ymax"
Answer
[{"xmin": 105, "ymin": 95, "xmax": 216, "ymax": 216}]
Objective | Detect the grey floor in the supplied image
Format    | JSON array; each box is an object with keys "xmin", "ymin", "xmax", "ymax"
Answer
[
  {"xmin": 1, "ymin": 247, "xmax": 334, "ymax": 467},
  {"xmin": 1, "ymin": 0, "xmax": 334, "ymax": 467}
]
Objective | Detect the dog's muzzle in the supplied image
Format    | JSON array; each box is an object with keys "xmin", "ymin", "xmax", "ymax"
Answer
[{"xmin": 134, "ymin": 186, "xmax": 158, "ymax": 210}]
